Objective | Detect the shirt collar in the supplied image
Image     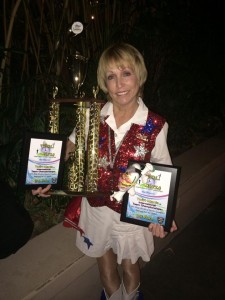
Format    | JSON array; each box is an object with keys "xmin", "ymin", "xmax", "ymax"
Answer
[{"xmin": 101, "ymin": 97, "xmax": 148, "ymax": 126}]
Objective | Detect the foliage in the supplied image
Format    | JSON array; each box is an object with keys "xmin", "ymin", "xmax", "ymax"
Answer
[{"xmin": 24, "ymin": 191, "xmax": 70, "ymax": 236}]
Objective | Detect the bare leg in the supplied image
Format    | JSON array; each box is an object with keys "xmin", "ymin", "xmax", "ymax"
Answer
[
  {"xmin": 121, "ymin": 259, "xmax": 140, "ymax": 294},
  {"xmin": 97, "ymin": 249, "xmax": 121, "ymax": 297}
]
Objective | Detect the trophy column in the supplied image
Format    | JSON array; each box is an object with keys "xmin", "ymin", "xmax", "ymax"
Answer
[
  {"xmin": 48, "ymin": 101, "xmax": 60, "ymax": 134},
  {"xmin": 86, "ymin": 101, "xmax": 101, "ymax": 192},
  {"xmin": 67, "ymin": 101, "xmax": 87, "ymax": 192}
]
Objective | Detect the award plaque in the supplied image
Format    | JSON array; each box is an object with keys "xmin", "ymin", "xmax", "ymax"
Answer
[
  {"xmin": 19, "ymin": 132, "xmax": 67, "ymax": 189},
  {"xmin": 121, "ymin": 161, "xmax": 181, "ymax": 232}
]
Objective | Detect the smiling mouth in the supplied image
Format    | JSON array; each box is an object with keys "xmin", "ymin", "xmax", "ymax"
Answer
[{"xmin": 117, "ymin": 91, "xmax": 128, "ymax": 96}]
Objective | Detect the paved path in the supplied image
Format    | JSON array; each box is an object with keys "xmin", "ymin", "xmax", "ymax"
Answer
[{"xmin": 140, "ymin": 192, "xmax": 225, "ymax": 300}]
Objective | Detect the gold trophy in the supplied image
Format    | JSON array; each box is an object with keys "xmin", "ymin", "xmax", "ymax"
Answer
[{"xmin": 48, "ymin": 95, "xmax": 103, "ymax": 195}]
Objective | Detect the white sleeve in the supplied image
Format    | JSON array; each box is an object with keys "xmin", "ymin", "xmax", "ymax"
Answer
[
  {"xmin": 69, "ymin": 127, "xmax": 76, "ymax": 143},
  {"xmin": 150, "ymin": 122, "xmax": 172, "ymax": 165}
]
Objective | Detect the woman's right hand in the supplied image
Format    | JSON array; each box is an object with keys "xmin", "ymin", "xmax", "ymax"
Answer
[{"xmin": 32, "ymin": 184, "xmax": 52, "ymax": 198}]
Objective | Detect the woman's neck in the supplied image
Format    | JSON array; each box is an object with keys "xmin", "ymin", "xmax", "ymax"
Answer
[{"xmin": 113, "ymin": 102, "xmax": 139, "ymax": 128}]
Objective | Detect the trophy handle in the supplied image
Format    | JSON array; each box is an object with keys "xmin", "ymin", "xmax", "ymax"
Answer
[{"xmin": 92, "ymin": 86, "xmax": 99, "ymax": 99}]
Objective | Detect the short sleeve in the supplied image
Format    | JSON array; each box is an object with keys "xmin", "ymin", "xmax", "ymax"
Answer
[
  {"xmin": 150, "ymin": 122, "xmax": 172, "ymax": 165},
  {"xmin": 69, "ymin": 128, "xmax": 76, "ymax": 143}
]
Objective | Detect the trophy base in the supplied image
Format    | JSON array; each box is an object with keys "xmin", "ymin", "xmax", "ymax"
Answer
[{"xmin": 48, "ymin": 190, "xmax": 110, "ymax": 197}]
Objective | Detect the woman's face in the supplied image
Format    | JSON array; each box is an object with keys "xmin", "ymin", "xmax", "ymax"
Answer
[{"xmin": 105, "ymin": 63, "xmax": 140, "ymax": 107}]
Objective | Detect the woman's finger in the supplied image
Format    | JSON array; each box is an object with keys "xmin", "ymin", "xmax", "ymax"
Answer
[{"xmin": 31, "ymin": 185, "xmax": 52, "ymax": 197}]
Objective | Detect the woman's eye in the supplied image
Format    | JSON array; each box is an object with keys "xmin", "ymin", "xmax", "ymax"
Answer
[
  {"xmin": 107, "ymin": 74, "xmax": 114, "ymax": 80},
  {"xmin": 123, "ymin": 71, "xmax": 131, "ymax": 77}
]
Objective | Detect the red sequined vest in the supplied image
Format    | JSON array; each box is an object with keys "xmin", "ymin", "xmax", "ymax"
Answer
[{"xmin": 87, "ymin": 110, "xmax": 165, "ymax": 213}]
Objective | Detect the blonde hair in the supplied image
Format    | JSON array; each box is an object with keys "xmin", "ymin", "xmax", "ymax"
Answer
[{"xmin": 97, "ymin": 43, "xmax": 147, "ymax": 97}]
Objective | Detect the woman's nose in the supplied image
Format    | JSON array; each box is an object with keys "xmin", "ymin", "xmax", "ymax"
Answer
[{"xmin": 116, "ymin": 76, "xmax": 123, "ymax": 88}]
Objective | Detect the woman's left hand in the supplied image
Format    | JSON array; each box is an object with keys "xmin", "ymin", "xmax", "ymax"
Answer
[
  {"xmin": 148, "ymin": 220, "xmax": 177, "ymax": 238},
  {"xmin": 31, "ymin": 184, "xmax": 52, "ymax": 198}
]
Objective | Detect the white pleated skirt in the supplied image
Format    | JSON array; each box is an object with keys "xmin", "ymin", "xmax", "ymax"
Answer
[{"xmin": 75, "ymin": 198, "xmax": 154, "ymax": 264}]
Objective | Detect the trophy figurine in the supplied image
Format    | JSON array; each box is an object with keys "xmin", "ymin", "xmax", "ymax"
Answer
[
  {"xmin": 66, "ymin": 21, "xmax": 89, "ymax": 98},
  {"xmin": 66, "ymin": 51, "xmax": 88, "ymax": 98}
]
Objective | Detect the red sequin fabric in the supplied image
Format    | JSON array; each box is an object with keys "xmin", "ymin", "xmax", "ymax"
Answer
[{"xmin": 87, "ymin": 110, "xmax": 165, "ymax": 213}]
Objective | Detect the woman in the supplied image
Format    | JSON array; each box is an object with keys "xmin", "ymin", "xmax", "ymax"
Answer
[{"xmin": 33, "ymin": 43, "xmax": 177, "ymax": 300}]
